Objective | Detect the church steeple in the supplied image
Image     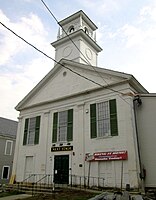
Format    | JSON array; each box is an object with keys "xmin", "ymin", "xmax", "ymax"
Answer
[{"xmin": 51, "ymin": 10, "xmax": 102, "ymax": 66}]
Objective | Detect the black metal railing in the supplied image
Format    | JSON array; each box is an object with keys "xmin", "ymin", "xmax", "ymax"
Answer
[
  {"xmin": 14, "ymin": 174, "xmax": 105, "ymax": 196},
  {"xmin": 17, "ymin": 174, "xmax": 105, "ymax": 195}
]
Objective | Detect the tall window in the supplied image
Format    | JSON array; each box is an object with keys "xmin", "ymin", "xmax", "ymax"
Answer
[
  {"xmin": 58, "ymin": 111, "xmax": 68, "ymax": 141},
  {"xmin": 5, "ymin": 140, "xmax": 13, "ymax": 155},
  {"xmin": 23, "ymin": 116, "xmax": 41, "ymax": 145},
  {"xmin": 2, "ymin": 166, "xmax": 10, "ymax": 179},
  {"xmin": 90, "ymin": 99, "xmax": 118, "ymax": 138},
  {"xmin": 52, "ymin": 109, "xmax": 73, "ymax": 143}
]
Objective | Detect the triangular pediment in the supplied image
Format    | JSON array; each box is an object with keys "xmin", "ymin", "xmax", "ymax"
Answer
[{"xmin": 16, "ymin": 59, "xmax": 147, "ymax": 110}]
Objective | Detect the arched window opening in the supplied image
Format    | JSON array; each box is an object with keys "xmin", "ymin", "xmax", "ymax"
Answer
[
  {"xmin": 68, "ymin": 26, "xmax": 75, "ymax": 33},
  {"xmin": 84, "ymin": 27, "xmax": 89, "ymax": 34}
]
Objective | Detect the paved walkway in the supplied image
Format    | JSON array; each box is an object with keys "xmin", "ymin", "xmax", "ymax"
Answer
[{"xmin": 0, "ymin": 194, "xmax": 31, "ymax": 200}]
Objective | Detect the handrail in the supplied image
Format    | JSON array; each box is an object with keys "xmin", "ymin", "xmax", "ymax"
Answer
[
  {"xmin": 35, "ymin": 174, "xmax": 48, "ymax": 184},
  {"xmin": 19, "ymin": 173, "xmax": 105, "ymax": 192},
  {"xmin": 22, "ymin": 174, "xmax": 35, "ymax": 183}
]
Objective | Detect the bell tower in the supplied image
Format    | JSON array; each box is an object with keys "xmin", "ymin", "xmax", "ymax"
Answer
[{"xmin": 51, "ymin": 10, "xmax": 102, "ymax": 66}]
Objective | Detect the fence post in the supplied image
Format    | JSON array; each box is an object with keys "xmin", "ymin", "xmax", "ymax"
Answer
[
  {"xmin": 87, "ymin": 162, "xmax": 91, "ymax": 188},
  {"xmin": 84, "ymin": 176, "xmax": 86, "ymax": 188},
  {"xmin": 70, "ymin": 174, "xmax": 72, "ymax": 187}
]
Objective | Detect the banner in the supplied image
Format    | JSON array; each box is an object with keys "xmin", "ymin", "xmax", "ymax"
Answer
[{"xmin": 86, "ymin": 150, "xmax": 128, "ymax": 161}]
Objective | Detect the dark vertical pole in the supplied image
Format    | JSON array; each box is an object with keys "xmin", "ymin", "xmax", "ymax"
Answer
[
  {"xmin": 87, "ymin": 161, "xmax": 91, "ymax": 188},
  {"xmin": 120, "ymin": 160, "xmax": 123, "ymax": 191}
]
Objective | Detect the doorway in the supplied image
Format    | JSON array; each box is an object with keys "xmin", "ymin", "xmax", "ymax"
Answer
[
  {"xmin": 24, "ymin": 156, "xmax": 34, "ymax": 182},
  {"xmin": 54, "ymin": 155, "xmax": 69, "ymax": 184}
]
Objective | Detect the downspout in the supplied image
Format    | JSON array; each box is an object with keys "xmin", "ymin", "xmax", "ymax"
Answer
[{"xmin": 133, "ymin": 96, "xmax": 145, "ymax": 193}]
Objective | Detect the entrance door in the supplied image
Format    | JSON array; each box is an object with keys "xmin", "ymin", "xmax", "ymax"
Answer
[
  {"xmin": 54, "ymin": 155, "xmax": 69, "ymax": 184},
  {"xmin": 25, "ymin": 156, "xmax": 34, "ymax": 182}
]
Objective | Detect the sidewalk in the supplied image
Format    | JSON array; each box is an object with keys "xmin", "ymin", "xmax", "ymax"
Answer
[{"xmin": 0, "ymin": 194, "xmax": 31, "ymax": 200}]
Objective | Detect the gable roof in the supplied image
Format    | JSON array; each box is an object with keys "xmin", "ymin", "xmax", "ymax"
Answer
[
  {"xmin": 15, "ymin": 59, "xmax": 148, "ymax": 111},
  {"xmin": 0, "ymin": 117, "xmax": 18, "ymax": 138}
]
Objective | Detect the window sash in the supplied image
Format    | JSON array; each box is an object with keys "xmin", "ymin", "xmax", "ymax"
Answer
[
  {"xmin": 97, "ymin": 101, "xmax": 110, "ymax": 137},
  {"xmin": 5, "ymin": 140, "xmax": 13, "ymax": 155},
  {"xmin": 52, "ymin": 109, "xmax": 73, "ymax": 143},
  {"xmin": 90, "ymin": 99, "xmax": 118, "ymax": 138},
  {"xmin": 58, "ymin": 110, "xmax": 68, "ymax": 142},
  {"xmin": 23, "ymin": 116, "xmax": 40, "ymax": 145},
  {"xmin": 27, "ymin": 117, "xmax": 36, "ymax": 145}
]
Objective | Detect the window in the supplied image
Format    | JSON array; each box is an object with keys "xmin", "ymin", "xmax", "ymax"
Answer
[
  {"xmin": 23, "ymin": 116, "xmax": 41, "ymax": 145},
  {"xmin": 90, "ymin": 99, "xmax": 118, "ymax": 138},
  {"xmin": 5, "ymin": 140, "xmax": 13, "ymax": 155},
  {"xmin": 2, "ymin": 166, "xmax": 10, "ymax": 179},
  {"xmin": 52, "ymin": 109, "xmax": 73, "ymax": 143}
]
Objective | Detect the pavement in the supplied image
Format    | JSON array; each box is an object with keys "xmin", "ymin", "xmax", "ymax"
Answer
[{"xmin": 0, "ymin": 194, "xmax": 31, "ymax": 200}]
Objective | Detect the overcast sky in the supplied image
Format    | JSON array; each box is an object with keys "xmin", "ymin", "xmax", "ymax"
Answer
[{"xmin": 0, "ymin": 0, "xmax": 156, "ymax": 120}]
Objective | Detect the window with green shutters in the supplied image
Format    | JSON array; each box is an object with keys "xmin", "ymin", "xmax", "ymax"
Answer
[
  {"xmin": 23, "ymin": 116, "xmax": 41, "ymax": 145},
  {"xmin": 90, "ymin": 99, "xmax": 118, "ymax": 138},
  {"xmin": 52, "ymin": 109, "xmax": 73, "ymax": 143}
]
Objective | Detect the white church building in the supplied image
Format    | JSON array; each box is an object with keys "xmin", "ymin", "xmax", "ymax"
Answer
[{"xmin": 12, "ymin": 10, "xmax": 153, "ymax": 190}]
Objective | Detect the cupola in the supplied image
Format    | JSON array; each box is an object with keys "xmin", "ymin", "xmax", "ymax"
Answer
[{"xmin": 51, "ymin": 10, "xmax": 102, "ymax": 66}]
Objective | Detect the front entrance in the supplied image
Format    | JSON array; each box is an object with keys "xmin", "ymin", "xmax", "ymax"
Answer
[{"xmin": 54, "ymin": 155, "xmax": 69, "ymax": 184}]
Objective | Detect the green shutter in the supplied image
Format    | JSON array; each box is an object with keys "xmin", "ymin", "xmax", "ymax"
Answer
[
  {"xmin": 109, "ymin": 99, "xmax": 118, "ymax": 136},
  {"xmin": 52, "ymin": 112, "xmax": 58, "ymax": 143},
  {"xmin": 67, "ymin": 109, "xmax": 73, "ymax": 141},
  {"xmin": 90, "ymin": 104, "xmax": 97, "ymax": 138},
  {"xmin": 23, "ymin": 118, "xmax": 29, "ymax": 145},
  {"xmin": 34, "ymin": 116, "xmax": 41, "ymax": 144}
]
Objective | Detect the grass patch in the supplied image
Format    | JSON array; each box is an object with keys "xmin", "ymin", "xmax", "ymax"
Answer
[{"xmin": 21, "ymin": 189, "xmax": 98, "ymax": 200}]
